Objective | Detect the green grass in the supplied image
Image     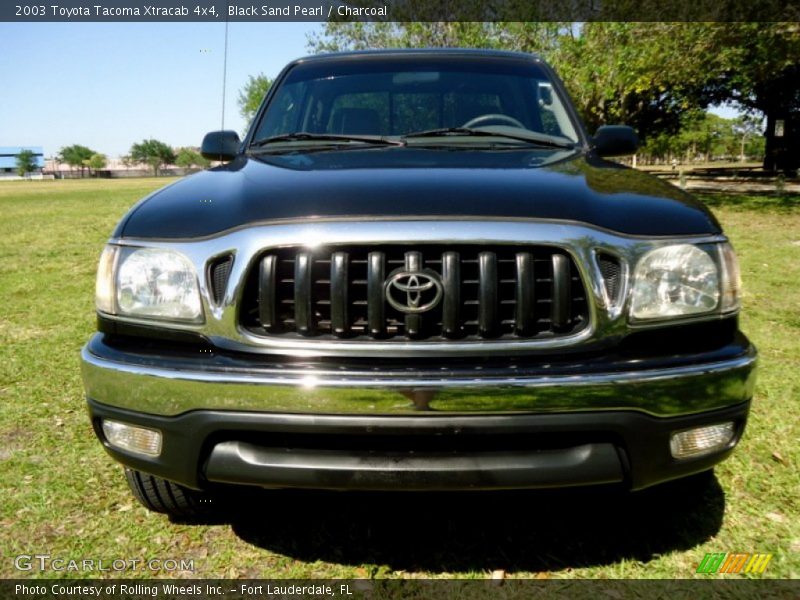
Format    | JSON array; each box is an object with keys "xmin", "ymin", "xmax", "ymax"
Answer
[{"xmin": 0, "ymin": 179, "xmax": 797, "ymax": 580}]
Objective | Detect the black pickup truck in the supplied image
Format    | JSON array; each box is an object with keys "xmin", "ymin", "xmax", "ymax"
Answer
[{"xmin": 81, "ymin": 49, "xmax": 756, "ymax": 517}]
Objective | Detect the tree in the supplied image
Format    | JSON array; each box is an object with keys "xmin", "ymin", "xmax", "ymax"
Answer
[
  {"xmin": 704, "ymin": 23, "xmax": 800, "ymax": 173},
  {"xmin": 15, "ymin": 150, "xmax": 37, "ymax": 178},
  {"xmin": 83, "ymin": 153, "xmax": 107, "ymax": 176},
  {"xmin": 58, "ymin": 144, "xmax": 95, "ymax": 177},
  {"xmin": 237, "ymin": 74, "xmax": 273, "ymax": 125},
  {"xmin": 308, "ymin": 22, "xmax": 562, "ymax": 54},
  {"xmin": 128, "ymin": 139, "xmax": 176, "ymax": 176},
  {"xmin": 120, "ymin": 154, "xmax": 137, "ymax": 169},
  {"xmin": 636, "ymin": 110, "xmax": 766, "ymax": 165},
  {"xmin": 732, "ymin": 115, "xmax": 764, "ymax": 162},
  {"xmin": 549, "ymin": 24, "xmax": 723, "ymax": 138},
  {"xmin": 175, "ymin": 147, "xmax": 211, "ymax": 170}
]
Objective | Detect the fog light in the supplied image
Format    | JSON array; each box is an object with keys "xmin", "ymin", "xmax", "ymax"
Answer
[
  {"xmin": 102, "ymin": 420, "xmax": 162, "ymax": 457},
  {"xmin": 670, "ymin": 422, "xmax": 735, "ymax": 459}
]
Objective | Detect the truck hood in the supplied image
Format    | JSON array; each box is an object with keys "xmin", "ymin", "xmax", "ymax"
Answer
[{"xmin": 116, "ymin": 147, "xmax": 721, "ymax": 239}]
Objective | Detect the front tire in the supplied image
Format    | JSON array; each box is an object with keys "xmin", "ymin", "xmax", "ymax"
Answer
[{"xmin": 124, "ymin": 468, "xmax": 216, "ymax": 519}]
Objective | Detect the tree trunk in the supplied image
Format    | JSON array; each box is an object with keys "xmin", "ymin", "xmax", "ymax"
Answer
[{"xmin": 759, "ymin": 67, "xmax": 800, "ymax": 175}]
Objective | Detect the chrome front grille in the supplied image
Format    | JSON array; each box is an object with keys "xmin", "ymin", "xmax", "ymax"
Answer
[{"xmin": 240, "ymin": 244, "xmax": 589, "ymax": 342}]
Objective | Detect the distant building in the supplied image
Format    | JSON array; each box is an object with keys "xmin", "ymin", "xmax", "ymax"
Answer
[{"xmin": 0, "ymin": 146, "xmax": 45, "ymax": 178}]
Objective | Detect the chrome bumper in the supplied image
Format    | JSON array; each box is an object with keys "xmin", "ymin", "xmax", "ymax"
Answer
[{"xmin": 81, "ymin": 334, "xmax": 757, "ymax": 417}]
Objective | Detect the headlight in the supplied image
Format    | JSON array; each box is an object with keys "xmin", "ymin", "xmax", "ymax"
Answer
[
  {"xmin": 95, "ymin": 246, "xmax": 203, "ymax": 322},
  {"xmin": 630, "ymin": 244, "xmax": 719, "ymax": 320},
  {"xmin": 117, "ymin": 247, "xmax": 203, "ymax": 321}
]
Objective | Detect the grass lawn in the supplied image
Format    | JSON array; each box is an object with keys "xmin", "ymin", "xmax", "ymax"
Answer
[{"xmin": 0, "ymin": 178, "xmax": 797, "ymax": 580}]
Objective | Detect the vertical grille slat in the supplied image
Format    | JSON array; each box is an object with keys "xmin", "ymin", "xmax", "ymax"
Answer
[
  {"xmin": 514, "ymin": 252, "xmax": 535, "ymax": 336},
  {"xmin": 551, "ymin": 253, "xmax": 571, "ymax": 330},
  {"xmin": 478, "ymin": 251, "xmax": 498, "ymax": 337},
  {"xmin": 330, "ymin": 252, "xmax": 349, "ymax": 337},
  {"xmin": 441, "ymin": 251, "xmax": 460, "ymax": 337},
  {"xmin": 258, "ymin": 254, "xmax": 277, "ymax": 330},
  {"xmin": 294, "ymin": 252, "xmax": 314, "ymax": 335},
  {"xmin": 242, "ymin": 244, "xmax": 589, "ymax": 343},
  {"xmin": 404, "ymin": 251, "xmax": 422, "ymax": 338},
  {"xmin": 367, "ymin": 251, "xmax": 385, "ymax": 337}
]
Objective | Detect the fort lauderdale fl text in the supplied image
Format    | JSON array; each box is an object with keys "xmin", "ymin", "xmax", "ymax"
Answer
[{"xmin": 37, "ymin": 2, "xmax": 388, "ymax": 17}]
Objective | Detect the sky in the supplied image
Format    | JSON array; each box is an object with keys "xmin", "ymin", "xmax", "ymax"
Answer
[
  {"xmin": 1, "ymin": 22, "xmax": 321, "ymax": 157},
  {"xmin": 1, "ymin": 22, "xmax": 741, "ymax": 159}
]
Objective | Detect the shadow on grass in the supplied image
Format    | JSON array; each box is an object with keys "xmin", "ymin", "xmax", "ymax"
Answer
[
  {"xmin": 200, "ymin": 472, "xmax": 725, "ymax": 573},
  {"xmin": 697, "ymin": 190, "xmax": 800, "ymax": 213}
]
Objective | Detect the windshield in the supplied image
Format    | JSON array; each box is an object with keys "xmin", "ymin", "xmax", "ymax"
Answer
[{"xmin": 250, "ymin": 56, "xmax": 581, "ymax": 146}]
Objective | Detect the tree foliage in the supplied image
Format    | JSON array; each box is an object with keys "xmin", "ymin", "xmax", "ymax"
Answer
[
  {"xmin": 639, "ymin": 112, "xmax": 765, "ymax": 164},
  {"xmin": 548, "ymin": 24, "xmax": 724, "ymax": 136},
  {"xmin": 84, "ymin": 153, "xmax": 107, "ymax": 174},
  {"xmin": 309, "ymin": 22, "xmax": 564, "ymax": 54},
  {"xmin": 128, "ymin": 139, "xmax": 176, "ymax": 176},
  {"xmin": 704, "ymin": 23, "xmax": 800, "ymax": 113},
  {"xmin": 175, "ymin": 147, "xmax": 211, "ymax": 170},
  {"xmin": 15, "ymin": 150, "xmax": 37, "ymax": 178},
  {"xmin": 58, "ymin": 144, "xmax": 95, "ymax": 177},
  {"xmin": 237, "ymin": 74, "xmax": 273, "ymax": 125}
]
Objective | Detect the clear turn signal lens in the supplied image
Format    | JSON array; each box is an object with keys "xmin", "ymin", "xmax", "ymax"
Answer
[
  {"xmin": 719, "ymin": 242, "xmax": 742, "ymax": 312},
  {"xmin": 102, "ymin": 419, "xmax": 162, "ymax": 457},
  {"xmin": 95, "ymin": 245, "xmax": 118, "ymax": 314},
  {"xmin": 670, "ymin": 422, "xmax": 736, "ymax": 459}
]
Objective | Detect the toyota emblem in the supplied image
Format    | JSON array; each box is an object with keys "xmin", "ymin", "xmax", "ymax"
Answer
[{"xmin": 384, "ymin": 270, "xmax": 443, "ymax": 314}]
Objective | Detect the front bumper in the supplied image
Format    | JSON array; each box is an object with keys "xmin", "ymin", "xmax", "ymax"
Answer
[{"xmin": 82, "ymin": 333, "xmax": 756, "ymax": 492}]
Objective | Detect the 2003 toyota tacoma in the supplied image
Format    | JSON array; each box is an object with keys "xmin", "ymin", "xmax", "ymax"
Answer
[{"xmin": 81, "ymin": 49, "xmax": 757, "ymax": 518}]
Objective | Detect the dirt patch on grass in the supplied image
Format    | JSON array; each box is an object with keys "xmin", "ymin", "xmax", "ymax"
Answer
[{"xmin": 0, "ymin": 427, "xmax": 27, "ymax": 461}]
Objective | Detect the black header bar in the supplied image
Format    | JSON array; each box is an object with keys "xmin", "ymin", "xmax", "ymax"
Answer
[
  {"xmin": 3, "ymin": 579, "xmax": 800, "ymax": 600},
  {"xmin": 4, "ymin": 0, "xmax": 800, "ymax": 22}
]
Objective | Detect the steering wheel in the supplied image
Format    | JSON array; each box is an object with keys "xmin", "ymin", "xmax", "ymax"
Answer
[{"xmin": 462, "ymin": 113, "xmax": 526, "ymax": 129}]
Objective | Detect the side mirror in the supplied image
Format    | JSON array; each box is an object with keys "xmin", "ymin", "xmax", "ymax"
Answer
[
  {"xmin": 201, "ymin": 130, "xmax": 241, "ymax": 161},
  {"xmin": 592, "ymin": 125, "xmax": 638, "ymax": 157}
]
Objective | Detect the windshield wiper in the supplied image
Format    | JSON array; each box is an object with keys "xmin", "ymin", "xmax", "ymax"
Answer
[
  {"xmin": 250, "ymin": 132, "xmax": 404, "ymax": 150},
  {"xmin": 403, "ymin": 127, "xmax": 576, "ymax": 149}
]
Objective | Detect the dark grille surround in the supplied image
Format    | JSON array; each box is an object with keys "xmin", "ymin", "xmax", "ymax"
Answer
[{"xmin": 240, "ymin": 245, "xmax": 590, "ymax": 342}]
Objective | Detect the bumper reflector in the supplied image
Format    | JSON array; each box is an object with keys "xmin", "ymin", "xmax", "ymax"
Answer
[
  {"xmin": 670, "ymin": 422, "xmax": 735, "ymax": 459},
  {"xmin": 102, "ymin": 419, "xmax": 162, "ymax": 457}
]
